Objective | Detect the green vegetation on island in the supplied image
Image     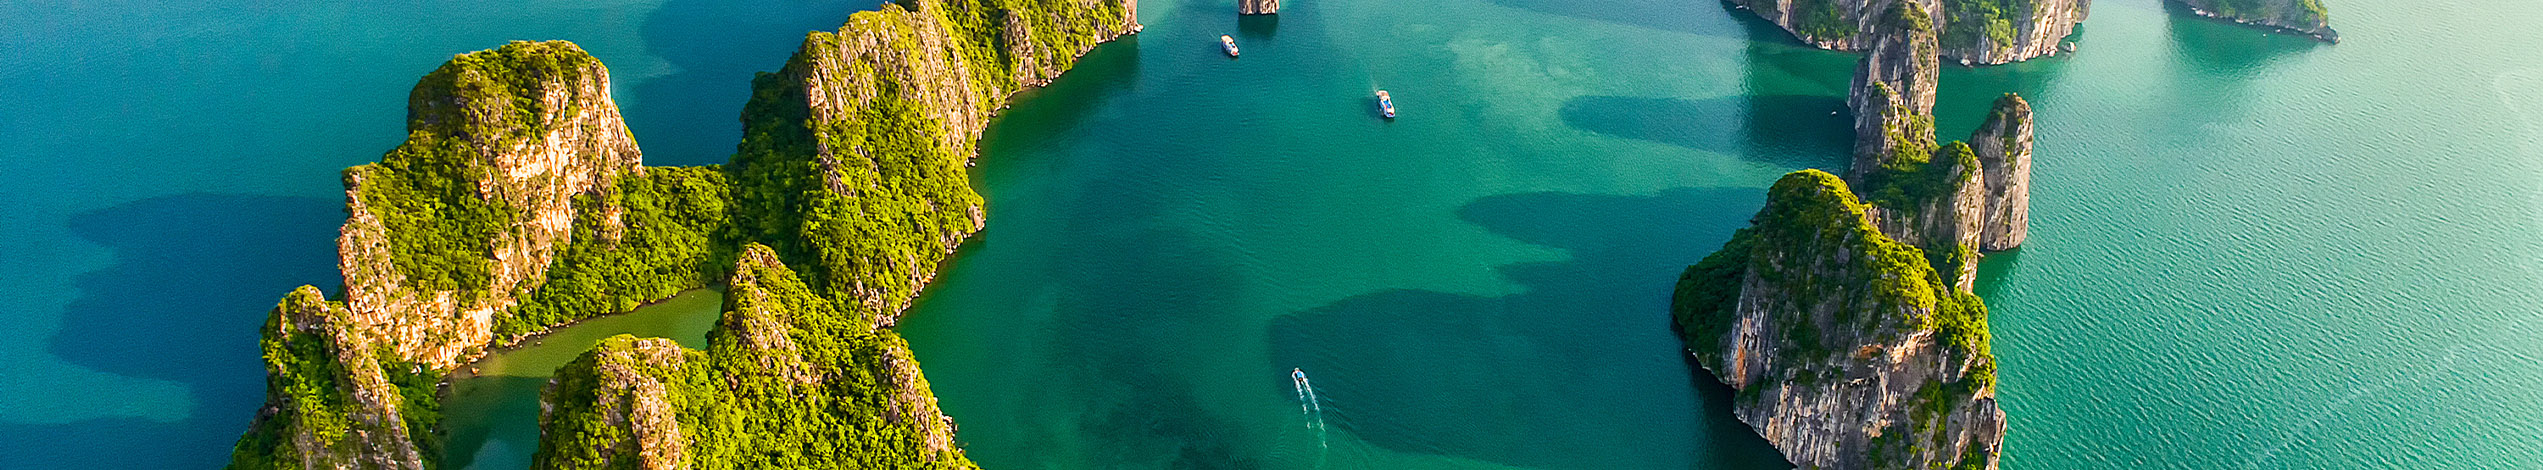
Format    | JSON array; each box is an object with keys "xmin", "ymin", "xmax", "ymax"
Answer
[
  {"xmin": 1780, "ymin": 0, "xmax": 1860, "ymax": 41},
  {"xmin": 229, "ymin": 0, "xmax": 1140, "ymax": 468},
  {"xmin": 1733, "ymin": 0, "xmax": 2084, "ymax": 64},
  {"xmin": 1671, "ymin": 10, "xmax": 2024, "ymax": 464},
  {"xmin": 2200, "ymin": 0, "xmax": 2329, "ymax": 27},
  {"xmin": 2171, "ymin": 0, "xmax": 2337, "ymax": 41},
  {"xmin": 1674, "ymin": 171, "xmax": 1992, "ymax": 369},
  {"xmin": 1671, "ymin": 171, "xmax": 1998, "ymax": 470},
  {"xmin": 359, "ymin": 41, "xmax": 613, "ymax": 300},
  {"xmin": 228, "ymin": 287, "xmax": 435, "ymax": 470},
  {"xmin": 355, "ymin": 135, "xmax": 511, "ymax": 300},
  {"xmin": 535, "ymin": 246, "xmax": 974, "ymax": 469},
  {"xmin": 502, "ymin": 166, "xmax": 737, "ymax": 337},
  {"xmin": 729, "ymin": 0, "xmax": 1133, "ymax": 322},
  {"xmin": 1939, "ymin": 0, "xmax": 2029, "ymax": 54}
]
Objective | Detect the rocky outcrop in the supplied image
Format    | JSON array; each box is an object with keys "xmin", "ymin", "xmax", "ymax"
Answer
[
  {"xmin": 338, "ymin": 40, "xmax": 643, "ymax": 370},
  {"xmin": 227, "ymin": 287, "xmax": 428, "ymax": 470},
  {"xmin": 1846, "ymin": 2, "xmax": 1940, "ymax": 181},
  {"xmin": 1674, "ymin": 3, "xmax": 2038, "ymax": 468},
  {"xmin": 1675, "ymin": 172, "xmax": 2003, "ymax": 470},
  {"xmin": 1843, "ymin": 2, "xmax": 2029, "ymax": 262},
  {"xmin": 712, "ymin": 245, "xmax": 961, "ymax": 457},
  {"xmin": 233, "ymin": 40, "xmax": 643, "ymax": 470},
  {"xmin": 874, "ymin": 333, "xmax": 960, "ymax": 455},
  {"xmin": 1240, "ymin": 0, "xmax": 1279, "ymax": 15},
  {"xmin": 532, "ymin": 245, "xmax": 973, "ymax": 469},
  {"xmin": 534, "ymin": 0, "xmax": 1142, "ymax": 465},
  {"xmin": 1862, "ymin": 141, "xmax": 1987, "ymax": 291},
  {"xmin": 730, "ymin": 0, "xmax": 1140, "ymax": 329},
  {"xmin": 2170, "ymin": 0, "xmax": 2336, "ymax": 42},
  {"xmin": 1725, "ymin": 0, "xmax": 2089, "ymax": 65},
  {"xmin": 534, "ymin": 336, "xmax": 694, "ymax": 470},
  {"xmin": 1970, "ymin": 94, "xmax": 2032, "ymax": 252}
]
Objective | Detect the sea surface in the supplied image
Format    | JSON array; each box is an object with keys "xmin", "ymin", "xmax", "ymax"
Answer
[{"xmin": 5, "ymin": 0, "xmax": 2542, "ymax": 468}]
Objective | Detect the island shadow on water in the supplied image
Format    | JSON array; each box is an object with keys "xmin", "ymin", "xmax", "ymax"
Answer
[
  {"xmin": 1485, "ymin": 0, "xmax": 1750, "ymax": 40},
  {"xmin": 4, "ymin": 193, "xmax": 343, "ymax": 468},
  {"xmin": 1560, "ymin": 94, "xmax": 1852, "ymax": 170},
  {"xmin": 2159, "ymin": 0, "xmax": 2325, "ymax": 79},
  {"xmin": 1237, "ymin": 14, "xmax": 1278, "ymax": 40},
  {"xmin": 1024, "ymin": 199, "xmax": 1266, "ymax": 469},
  {"xmin": 1267, "ymin": 188, "xmax": 1790, "ymax": 469}
]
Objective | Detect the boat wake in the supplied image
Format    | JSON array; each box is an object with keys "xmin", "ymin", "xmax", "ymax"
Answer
[
  {"xmin": 1291, "ymin": 367, "xmax": 1330, "ymax": 459},
  {"xmin": 1291, "ymin": 368, "xmax": 1327, "ymax": 430}
]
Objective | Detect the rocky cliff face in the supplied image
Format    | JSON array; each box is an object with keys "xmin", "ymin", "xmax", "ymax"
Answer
[
  {"xmin": 233, "ymin": 40, "xmax": 644, "ymax": 470},
  {"xmin": 339, "ymin": 40, "xmax": 643, "ymax": 370},
  {"xmin": 1727, "ymin": 0, "xmax": 2088, "ymax": 65},
  {"xmin": 1677, "ymin": 172, "xmax": 2004, "ymax": 470},
  {"xmin": 1843, "ymin": 2, "xmax": 2030, "ymax": 262},
  {"xmin": 1862, "ymin": 141, "xmax": 1987, "ymax": 292},
  {"xmin": 1846, "ymin": 2, "xmax": 1940, "ymax": 181},
  {"xmin": 227, "ymin": 287, "xmax": 429, "ymax": 470},
  {"xmin": 1240, "ymin": 0, "xmax": 1280, "ymax": 15},
  {"xmin": 1970, "ymin": 95, "xmax": 2032, "ymax": 252},
  {"xmin": 2170, "ymin": 0, "xmax": 2336, "ymax": 42},
  {"xmin": 1676, "ymin": 3, "xmax": 2038, "ymax": 468}
]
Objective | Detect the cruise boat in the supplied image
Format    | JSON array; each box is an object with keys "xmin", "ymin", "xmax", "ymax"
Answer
[
  {"xmin": 1221, "ymin": 35, "xmax": 1239, "ymax": 57},
  {"xmin": 1376, "ymin": 90, "xmax": 1396, "ymax": 119}
]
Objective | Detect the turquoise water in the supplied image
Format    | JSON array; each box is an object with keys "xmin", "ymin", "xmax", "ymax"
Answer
[{"xmin": 8, "ymin": 0, "xmax": 2543, "ymax": 468}]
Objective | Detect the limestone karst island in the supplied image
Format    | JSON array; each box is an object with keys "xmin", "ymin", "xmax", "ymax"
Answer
[{"xmin": 10, "ymin": 0, "xmax": 2541, "ymax": 469}]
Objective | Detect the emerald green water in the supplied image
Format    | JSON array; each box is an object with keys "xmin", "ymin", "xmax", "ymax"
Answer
[
  {"xmin": 9, "ymin": 0, "xmax": 2543, "ymax": 468},
  {"xmin": 440, "ymin": 289, "xmax": 726, "ymax": 470}
]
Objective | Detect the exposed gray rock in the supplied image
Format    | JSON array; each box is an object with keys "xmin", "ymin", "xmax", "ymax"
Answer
[
  {"xmin": 1845, "ymin": 1, "xmax": 1939, "ymax": 182},
  {"xmin": 338, "ymin": 40, "xmax": 643, "ymax": 370},
  {"xmin": 1970, "ymin": 94, "xmax": 2032, "ymax": 252},
  {"xmin": 1240, "ymin": 0, "xmax": 1279, "ymax": 15},
  {"xmin": 1684, "ymin": 172, "xmax": 2004, "ymax": 470},
  {"xmin": 1680, "ymin": 4, "xmax": 2041, "ymax": 468}
]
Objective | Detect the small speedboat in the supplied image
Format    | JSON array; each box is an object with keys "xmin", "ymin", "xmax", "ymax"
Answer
[
  {"xmin": 1292, "ymin": 368, "xmax": 1306, "ymax": 380},
  {"xmin": 1222, "ymin": 35, "xmax": 1240, "ymax": 57},
  {"xmin": 1376, "ymin": 90, "xmax": 1396, "ymax": 119}
]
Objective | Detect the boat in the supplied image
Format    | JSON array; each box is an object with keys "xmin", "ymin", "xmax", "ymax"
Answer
[
  {"xmin": 1292, "ymin": 368, "xmax": 1306, "ymax": 381},
  {"xmin": 1376, "ymin": 90, "xmax": 1396, "ymax": 119},
  {"xmin": 1222, "ymin": 35, "xmax": 1239, "ymax": 57}
]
